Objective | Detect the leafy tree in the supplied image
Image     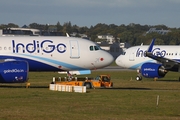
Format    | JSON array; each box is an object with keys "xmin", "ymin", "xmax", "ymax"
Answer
[
  {"xmin": 1, "ymin": 22, "xmax": 180, "ymax": 46},
  {"xmin": 29, "ymin": 23, "xmax": 39, "ymax": 29},
  {"xmin": 56, "ymin": 21, "xmax": 62, "ymax": 32},
  {"xmin": 62, "ymin": 21, "xmax": 72, "ymax": 34},
  {"xmin": 7, "ymin": 23, "xmax": 19, "ymax": 28}
]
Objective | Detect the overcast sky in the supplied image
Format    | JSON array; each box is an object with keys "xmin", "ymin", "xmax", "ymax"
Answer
[{"xmin": 0, "ymin": 0, "xmax": 180, "ymax": 28}]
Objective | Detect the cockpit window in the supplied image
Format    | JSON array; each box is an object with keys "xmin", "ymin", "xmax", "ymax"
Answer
[
  {"xmin": 90, "ymin": 46, "xmax": 94, "ymax": 51},
  {"xmin": 89, "ymin": 45, "xmax": 101, "ymax": 51},
  {"xmin": 94, "ymin": 46, "xmax": 100, "ymax": 50}
]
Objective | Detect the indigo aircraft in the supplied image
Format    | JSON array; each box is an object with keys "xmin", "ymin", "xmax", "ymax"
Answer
[
  {"xmin": 116, "ymin": 38, "xmax": 180, "ymax": 80},
  {"xmin": 0, "ymin": 36, "xmax": 113, "ymax": 83}
]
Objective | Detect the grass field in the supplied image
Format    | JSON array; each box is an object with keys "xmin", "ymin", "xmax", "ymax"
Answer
[{"xmin": 0, "ymin": 70, "xmax": 180, "ymax": 120}]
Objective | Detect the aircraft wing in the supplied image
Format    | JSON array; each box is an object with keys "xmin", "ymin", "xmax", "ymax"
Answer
[{"xmin": 145, "ymin": 39, "xmax": 180, "ymax": 70}]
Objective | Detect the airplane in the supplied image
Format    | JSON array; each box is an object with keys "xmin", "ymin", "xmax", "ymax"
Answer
[
  {"xmin": 115, "ymin": 38, "xmax": 180, "ymax": 80},
  {"xmin": 0, "ymin": 36, "xmax": 114, "ymax": 83}
]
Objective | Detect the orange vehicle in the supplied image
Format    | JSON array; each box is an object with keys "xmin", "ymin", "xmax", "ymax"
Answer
[{"xmin": 53, "ymin": 75, "xmax": 113, "ymax": 89}]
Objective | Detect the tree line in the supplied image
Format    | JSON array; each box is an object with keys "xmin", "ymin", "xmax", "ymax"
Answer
[{"xmin": 1, "ymin": 22, "xmax": 180, "ymax": 46}]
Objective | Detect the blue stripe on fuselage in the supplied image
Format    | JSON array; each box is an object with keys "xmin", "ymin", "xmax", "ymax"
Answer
[
  {"xmin": 22, "ymin": 54, "xmax": 85, "ymax": 69},
  {"xmin": 0, "ymin": 54, "xmax": 87, "ymax": 71},
  {"xmin": 0, "ymin": 55, "xmax": 59, "ymax": 71},
  {"xmin": 129, "ymin": 60, "xmax": 153, "ymax": 69}
]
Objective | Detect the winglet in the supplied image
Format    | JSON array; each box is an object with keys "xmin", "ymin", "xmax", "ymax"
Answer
[{"xmin": 147, "ymin": 38, "xmax": 156, "ymax": 52}]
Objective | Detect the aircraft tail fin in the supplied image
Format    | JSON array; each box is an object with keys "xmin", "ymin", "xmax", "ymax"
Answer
[{"xmin": 147, "ymin": 38, "xmax": 156, "ymax": 52}]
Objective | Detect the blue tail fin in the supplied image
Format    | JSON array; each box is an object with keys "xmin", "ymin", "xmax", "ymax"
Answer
[{"xmin": 147, "ymin": 38, "xmax": 156, "ymax": 52}]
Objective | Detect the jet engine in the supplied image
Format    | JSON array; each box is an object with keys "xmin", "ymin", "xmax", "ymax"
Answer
[
  {"xmin": 0, "ymin": 60, "xmax": 28, "ymax": 83},
  {"xmin": 141, "ymin": 62, "xmax": 167, "ymax": 78}
]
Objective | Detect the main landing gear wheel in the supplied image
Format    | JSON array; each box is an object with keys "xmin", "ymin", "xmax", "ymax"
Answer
[
  {"xmin": 136, "ymin": 76, "xmax": 142, "ymax": 81},
  {"xmin": 136, "ymin": 69, "xmax": 142, "ymax": 81}
]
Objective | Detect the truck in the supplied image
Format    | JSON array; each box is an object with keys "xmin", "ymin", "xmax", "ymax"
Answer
[{"xmin": 52, "ymin": 75, "xmax": 113, "ymax": 89}]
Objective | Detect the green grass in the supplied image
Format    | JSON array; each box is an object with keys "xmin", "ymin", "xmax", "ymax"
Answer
[
  {"xmin": 0, "ymin": 71, "xmax": 180, "ymax": 120},
  {"xmin": 110, "ymin": 61, "xmax": 117, "ymax": 66}
]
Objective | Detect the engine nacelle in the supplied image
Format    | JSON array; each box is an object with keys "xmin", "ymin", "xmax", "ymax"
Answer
[
  {"xmin": 0, "ymin": 61, "xmax": 29, "ymax": 83},
  {"xmin": 141, "ymin": 62, "xmax": 167, "ymax": 78}
]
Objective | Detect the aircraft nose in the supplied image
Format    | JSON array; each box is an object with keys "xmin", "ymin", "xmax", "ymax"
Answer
[
  {"xmin": 105, "ymin": 52, "xmax": 114, "ymax": 66},
  {"xmin": 98, "ymin": 52, "xmax": 114, "ymax": 68},
  {"xmin": 115, "ymin": 56, "xmax": 122, "ymax": 67}
]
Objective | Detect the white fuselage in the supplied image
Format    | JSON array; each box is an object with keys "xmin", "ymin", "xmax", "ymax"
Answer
[
  {"xmin": 0, "ymin": 36, "xmax": 114, "ymax": 71},
  {"xmin": 116, "ymin": 45, "xmax": 180, "ymax": 69}
]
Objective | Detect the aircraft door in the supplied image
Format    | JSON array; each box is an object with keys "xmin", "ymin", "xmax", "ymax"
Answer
[
  {"xmin": 129, "ymin": 48, "xmax": 136, "ymax": 61},
  {"xmin": 70, "ymin": 40, "xmax": 80, "ymax": 58}
]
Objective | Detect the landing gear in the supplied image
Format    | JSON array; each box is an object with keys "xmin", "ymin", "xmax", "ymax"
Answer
[
  {"xmin": 136, "ymin": 75, "xmax": 142, "ymax": 81},
  {"xmin": 136, "ymin": 69, "xmax": 142, "ymax": 81}
]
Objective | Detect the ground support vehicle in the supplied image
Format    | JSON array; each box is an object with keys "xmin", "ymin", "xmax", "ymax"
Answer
[{"xmin": 52, "ymin": 75, "xmax": 113, "ymax": 89}]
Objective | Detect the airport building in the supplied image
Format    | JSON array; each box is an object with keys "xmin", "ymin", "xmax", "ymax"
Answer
[
  {"xmin": 1, "ymin": 28, "xmax": 41, "ymax": 36},
  {"xmin": 97, "ymin": 42, "xmax": 130, "ymax": 59},
  {"xmin": 146, "ymin": 28, "xmax": 171, "ymax": 35},
  {"xmin": 97, "ymin": 34, "xmax": 130, "ymax": 59},
  {"xmin": 0, "ymin": 27, "xmax": 63, "ymax": 36}
]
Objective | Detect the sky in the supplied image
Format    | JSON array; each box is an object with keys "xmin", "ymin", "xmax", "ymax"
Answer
[{"xmin": 0, "ymin": 0, "xmax": 180, "ymax": 28}]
